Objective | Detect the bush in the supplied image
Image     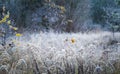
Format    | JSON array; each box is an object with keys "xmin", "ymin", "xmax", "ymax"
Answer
[{"xmin": 91, "ymin": 0, "xmax": 116, "ymax": 25}]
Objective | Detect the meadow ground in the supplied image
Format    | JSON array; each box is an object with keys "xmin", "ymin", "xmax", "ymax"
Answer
[{"xmin": 0, "ymin": 31, "xmax": 120, "ymax": 74}]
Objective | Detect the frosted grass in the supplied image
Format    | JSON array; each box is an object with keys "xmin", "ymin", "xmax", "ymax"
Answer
[{"xmin": 1, "ymin": 31, "xmax": 120, "ymax": 74}]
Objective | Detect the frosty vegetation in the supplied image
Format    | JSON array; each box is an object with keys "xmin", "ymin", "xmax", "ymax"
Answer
[
  {"xmin": 0, "ymin": 31, "xmax": 120, "ymax": 74},
  {"xmin": 0, "ymin": 0, "xmax": 120, "ymax": 74}
]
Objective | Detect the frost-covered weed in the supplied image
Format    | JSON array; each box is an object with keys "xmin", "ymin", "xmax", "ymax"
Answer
[{"xmin": 0, "ymin": 31, "xmax": 120, "ymax": 74}]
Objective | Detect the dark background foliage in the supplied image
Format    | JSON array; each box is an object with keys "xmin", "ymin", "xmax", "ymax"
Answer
[{"xmin": 0, "ymin": 0, "xmax": 120, "ymax": 32}]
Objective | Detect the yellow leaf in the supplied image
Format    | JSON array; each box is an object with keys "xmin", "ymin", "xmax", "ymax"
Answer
[
  {"xmin": 5, "ymin": 14, "xmax": 9, "ymax": 19},
  {"xmin": 7, "ymin": 20, "xmax": 11, "ymax": 25},
  {"xmin": 59, "ymin": 6, "xmax": 66, "ymax": 12},
  {"xmin": 13, "ymin": 27, "xmax": 18, "ymax": 31},
  {"xmin": 0, "ymin": 14, "xmax": 9, "ymax": 24},
  {"xmin": 15, "ymin": 33, "xmax": 22, "ymax": 37},
  {"xmin": 71, "ymin": 38, "xmax": 75, "ymax": 43},
  {"xmin": 0, "ymin": 17, "xmax": 6, "ymax": 24}
]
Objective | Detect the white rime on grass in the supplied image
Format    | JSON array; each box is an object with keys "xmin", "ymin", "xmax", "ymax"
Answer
[{"xmin": 1, "ymin": 31, "xmax": 120, "ymax": 74}]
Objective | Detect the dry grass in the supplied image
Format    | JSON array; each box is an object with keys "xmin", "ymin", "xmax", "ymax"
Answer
[{"xmin": 0, "ymin": 31, "xmax": 120, "ymax": 74}]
